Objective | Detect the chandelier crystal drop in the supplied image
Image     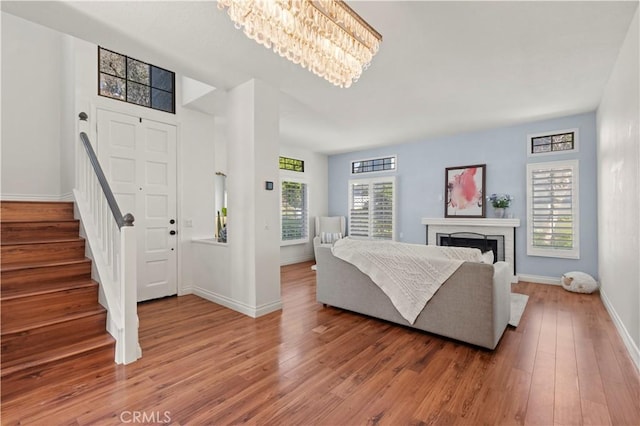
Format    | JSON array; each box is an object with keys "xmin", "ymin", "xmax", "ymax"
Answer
[{"xmin": 217, "ymin": 0, "xmax": 382, "ymax": 88}]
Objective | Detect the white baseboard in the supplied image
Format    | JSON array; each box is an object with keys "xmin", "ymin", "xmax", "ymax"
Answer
[
  {"xmin": 600, "ymin": 288, "xmax": 640, "ymax": 372},
  {"xmin": 255, "ymin": 300, "xmax": 284, "ymax": 317},
  {"xmin": 178, "ymin": 286, "xmax": 193, "ymax": 296},
  {"xmin": 192, "ymin": 287, "xmax": 282, "ymax": 318},
  {"xmin": 1, "ymin": 193, "xmax": 71, "ymax": 202},
  {"xmin": 517, "ymin": 274, "xmax": 562, "ymax": 286}
]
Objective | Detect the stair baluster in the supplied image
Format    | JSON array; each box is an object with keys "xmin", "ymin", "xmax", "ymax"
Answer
[{"xmin": 73, "ymin": 123, "xmax": 140, "ymax": 365}]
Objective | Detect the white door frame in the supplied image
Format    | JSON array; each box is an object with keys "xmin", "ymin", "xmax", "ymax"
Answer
[{"xmin": 90, "ymin": 102, "xmax": 184, "ymax": 299}]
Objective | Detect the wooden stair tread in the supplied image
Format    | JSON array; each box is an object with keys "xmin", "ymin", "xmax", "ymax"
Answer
[
  {"xmin": 1, "ymin": 220, "xmax": 80, "ymax": 244},
  {"xmin": 1, "ymin": 201, "xmax": 75, "ymax": 222},
  {"xmin": 0, "ymin": 201, "xmax": 73, "ymax": 205},
  {"xmin": 1, "ymin": 257, "xmax": 91, "ymax": 272},
  {"xmin": 1, "ymin": 219, "xmax": 79, "ymax": 224},
  {"xmin": 0, "ymin": 333, "xmax": 115, "ymax": 378},
  {"xmin": 1, "ymin": 278, "xmax": 98, "ymax": 301},
  {"xmin": 1, "ymin": 306, "xmax": 107, "ymax": 336},
  {"xmin": 1, "ymin": 237, "xmax": 84, "ymax": 246}
]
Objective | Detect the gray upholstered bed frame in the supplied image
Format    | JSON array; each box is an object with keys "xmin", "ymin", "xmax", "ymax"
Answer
[{"xmin": 315, "ymin": 244, "xmax": 511, "ymax": 349}]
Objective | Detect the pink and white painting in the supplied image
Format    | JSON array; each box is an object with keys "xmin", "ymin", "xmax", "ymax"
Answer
[{"xmin": 445, "ymin": 164, "xmax": 486, "ymax": 218}]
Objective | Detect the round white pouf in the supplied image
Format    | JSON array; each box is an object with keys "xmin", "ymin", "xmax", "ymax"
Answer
[{"xmin": 561, "ymin": 271, "xmax": 599, "ymax": 294}]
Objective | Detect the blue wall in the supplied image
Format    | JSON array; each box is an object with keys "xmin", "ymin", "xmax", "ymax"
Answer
[{"xmin": 328, "ymin": 112, "xmax": 598, "ymax": 279}]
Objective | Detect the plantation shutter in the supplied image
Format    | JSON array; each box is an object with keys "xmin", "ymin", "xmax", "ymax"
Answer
[
  {"xmin": 281, "ymin": 181, "xmax": 308, "ymax": 241},
  {"xmin": 527, "ymin": 160, "xmax": 579, "ymax": 258},
  {"xmin": 349, "ymin": 178, "xmax": 395, "ymax": 240},
  {"xmin": 349, "ymin": 182, "xmax": 370, "ymax": 237},
  {"xmin": 371, "ymin": 181, "xmax": 394, "ymax": 239}
]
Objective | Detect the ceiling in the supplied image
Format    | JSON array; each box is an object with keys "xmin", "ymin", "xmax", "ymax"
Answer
[{"xmin": 2, "ymin": 1, "xmax": 637, "ymax": 154}]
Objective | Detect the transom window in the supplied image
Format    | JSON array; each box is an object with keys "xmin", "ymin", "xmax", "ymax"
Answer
[
  {"xmin": 279, "ymin": 156, "xmax": 305, "ymax": 172},
  {"xmin": 528, "ymin": 129, "xmax": 578, "ymax": 156},
  {"xmin": 526, "ymin": 160, "xmax": 580, "ymax": 259},
  {"xmin": 352, "ymin": 156, "xmax": 396, "ymax": 174},
  {"xmin": 98, "ymin": 47, "xmax": 175, "ymax": 113}
]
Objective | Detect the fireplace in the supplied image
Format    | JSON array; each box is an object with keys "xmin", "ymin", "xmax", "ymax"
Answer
[
  {"xmin": 437, "ymin": 232, "xmax": 505, "ymax": 263},
  {"xmin": 421, "ymin": 217, "xmax": 520, "ymax": 281}
]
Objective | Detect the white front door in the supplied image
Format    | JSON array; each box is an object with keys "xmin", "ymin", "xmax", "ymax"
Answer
[{"xmin": 97, "ymin": 109, "xmax": 178, "ymax": 302}]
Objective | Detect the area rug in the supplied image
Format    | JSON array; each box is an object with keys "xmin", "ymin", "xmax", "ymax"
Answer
[{"xmin": 509, "ymin": 293, "xmax": 529, "ymax": 327}]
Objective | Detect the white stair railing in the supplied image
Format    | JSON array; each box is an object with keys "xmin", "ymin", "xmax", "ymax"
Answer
[{"xmin": 73, "ymin": 118, "xmax": 140, "ymax": 364}]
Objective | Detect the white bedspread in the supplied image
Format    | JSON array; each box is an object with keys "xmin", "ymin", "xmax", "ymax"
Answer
[{"xmin": 331, "ymin": 238, "xmax": 483, "ymax": 324}]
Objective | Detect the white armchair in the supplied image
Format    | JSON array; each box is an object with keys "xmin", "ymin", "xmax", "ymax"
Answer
[{"xmin": 312, "ymin": 216, "xmax": 346, "ymax": 270}]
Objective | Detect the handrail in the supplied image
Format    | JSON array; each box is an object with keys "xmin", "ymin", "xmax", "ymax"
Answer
[
  {"xmin": 76, "ymin": 124, "xmax": 140, "ymax": 363},
  {"xmin": 79, "ymin": 132, "xmax": 134, "ymax": 228}
]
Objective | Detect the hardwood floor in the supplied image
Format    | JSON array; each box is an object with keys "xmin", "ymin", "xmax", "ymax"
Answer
[{"xmin": 2, "ymin": 261, "xmax": 639, "ymax": 425}]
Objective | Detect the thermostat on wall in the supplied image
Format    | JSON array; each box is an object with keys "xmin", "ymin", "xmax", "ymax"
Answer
[{"xmin": 265, "ymin": 181, "xmax": 274, "ymax": 190}]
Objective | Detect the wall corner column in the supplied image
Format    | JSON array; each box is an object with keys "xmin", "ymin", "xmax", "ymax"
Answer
[{"xmin": 226, "ymin": 79, "xmax": 281, "ymax": 317}]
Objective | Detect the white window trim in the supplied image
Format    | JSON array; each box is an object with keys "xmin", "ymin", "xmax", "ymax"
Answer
[
  {"xmin": 526, "ymin": 159, "xmax": 580, "ymax": 259},
  {"xmin": 348, "ymin": 176, "xmax": 397, "ymax": 241},
  {"xmin": 350, "ymin": 155, "xmax": 398, "ymax": 176},
  {"xmin": 526, "ymin": 128, "xmax": 579, "ymax": 158},
  {"xmin": 280, "ymin": 175, "xmax": 310, "ymax": 246}
]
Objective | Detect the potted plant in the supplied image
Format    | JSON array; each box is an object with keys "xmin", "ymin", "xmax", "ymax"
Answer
[{"xmin": 488, "ymin": 193, "xmax": 513, "ymax": 218}]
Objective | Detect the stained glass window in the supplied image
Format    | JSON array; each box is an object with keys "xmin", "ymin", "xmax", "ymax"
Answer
[
  {"xmin": 99, "ymin": 47, "xmax": 175, "ymax": 114},
  {"xmin": 279, "ymin": 156, "xmax": 305, "ymax": 172},
  {"xmin": 529, "ymin": 131, "xmax": 576, "ymax": 155}
]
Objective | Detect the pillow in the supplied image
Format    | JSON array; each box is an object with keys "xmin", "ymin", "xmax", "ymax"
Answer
[
  {"xmin": 480, "ymin": 250, "xmax": 495, "ymax": 264},
  {"xmin": 321, "ymin": 232, "xmax": 343, "ymax": 245}
]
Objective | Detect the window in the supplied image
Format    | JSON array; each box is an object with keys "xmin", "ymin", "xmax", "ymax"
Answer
[
  {"xmin": 281, "ymin": 180, "xmax": 308, "ymax": 244},
  {"xmin": 349, "ymin": 177, "xmax": 395, "ymax": 240},
  {"xmin": 279, "ymin": 156, "xmax": 304, "ymax": 172},
  {"xmin": 352, "ymin": 156, "xmax": 396, "ymax": 174},
  {"xmin": 527, "ymin": 129, "xmax": 578, "ymax": 156},
  {"xmin": 98, "ymin": 47, "xmax": 175, "ymax": 113},
  {"xmin": 526, "ymin": 160, "xmax": 579, "ymax": 259}
]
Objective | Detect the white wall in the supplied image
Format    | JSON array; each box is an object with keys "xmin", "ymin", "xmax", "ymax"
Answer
[
  {"xmin": 59, "ymin": 34, "xmax": 76, "ymax": 199},
  {"xmin": 179, "ymin": 108, "xmax": 216, "ymax": 294},
  {"xmin": 596, "ymin": 9, "xmax": 640, "ymax": 369},
  {"xmin": 252, "ymin": 81, "xmax": 281, "ymax": 309},
  {"xmin": 279, "ymin": 144, "xmax": 328, "ymax": 265},
  {"xmin": 214, "ymin": 116, "xmax": 227, "ymax": 174},
  {"xmin": 206, "ymin": 79, "xmax": 281, "ymax": 316},
  {"xmin": 1, "ymin": 13, "xmax": 62, "ymax": 199}
]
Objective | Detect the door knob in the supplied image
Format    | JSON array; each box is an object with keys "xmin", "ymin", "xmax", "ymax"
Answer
[
  {"xmin": 170, "ymin": 219, "xmax": 175, "ymax": 224},
  {"xmin": 169, "ymin": 230, "xmax": 177, "ymax": 235}
]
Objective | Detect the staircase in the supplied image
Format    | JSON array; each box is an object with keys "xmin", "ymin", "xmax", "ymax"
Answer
[{"xmin": 1, "ymin": 201, "xmax": 115, "ymax": 398}]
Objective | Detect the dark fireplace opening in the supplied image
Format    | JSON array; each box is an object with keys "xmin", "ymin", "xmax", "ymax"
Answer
[{"xmin": 437, "ymin": 232, "xmax": 505, "ymax": 263}]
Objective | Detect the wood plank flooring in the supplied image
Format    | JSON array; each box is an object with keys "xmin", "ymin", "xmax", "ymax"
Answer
[{"xmin": 2, "ymin": 261, "xmax": 639, "ymax": 425}]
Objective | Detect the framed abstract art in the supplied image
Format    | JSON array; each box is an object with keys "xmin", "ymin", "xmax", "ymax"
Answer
[{"xmin": 444, "ymin": 164, "xmax": 486, "ymax": 218}]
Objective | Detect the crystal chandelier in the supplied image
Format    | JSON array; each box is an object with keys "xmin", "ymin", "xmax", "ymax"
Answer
[{"xmin": 217, "ymin": 0, "xmax": 382, "ymax": 88}]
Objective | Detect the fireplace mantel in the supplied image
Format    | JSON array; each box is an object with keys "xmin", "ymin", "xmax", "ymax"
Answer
[{"xmin": 421, "ymin": 217, "xmax": 520, "ymax": 228}]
